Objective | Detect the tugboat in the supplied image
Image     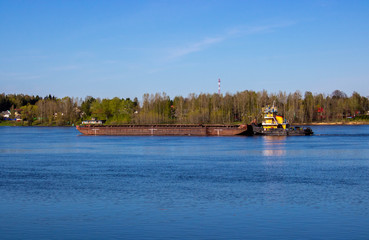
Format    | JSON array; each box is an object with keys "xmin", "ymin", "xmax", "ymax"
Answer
[{"xmin": 252, "ymin": 104, "xmax": 313, "ymax": 136}]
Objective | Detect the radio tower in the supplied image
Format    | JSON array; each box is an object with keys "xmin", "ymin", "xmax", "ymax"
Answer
[{"xmin": 218, "ymin": 78, "xmax": 221, "ymax": 95}]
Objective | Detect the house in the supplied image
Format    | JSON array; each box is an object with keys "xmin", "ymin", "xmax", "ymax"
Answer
[
  {"xmin": 1, "ymin": 110, "xmax": 11, "ymax": 118},
  {"xmin": 14, "ymin": 109, "xmax": 22, "ymax": 121},
  {"xmin": 1, "ymin": 109, "xmax": 22, "ymax": 121}
]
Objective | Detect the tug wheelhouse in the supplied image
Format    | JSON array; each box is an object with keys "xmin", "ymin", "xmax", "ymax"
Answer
[{"xmin": 261, "ymin": 105, "xmax": 289, "ymax": 130}]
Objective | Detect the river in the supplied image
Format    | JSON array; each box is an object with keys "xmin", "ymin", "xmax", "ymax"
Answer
[{"xmin": 0, "ymin": 125, "xmax": 368, "ymax": 239}]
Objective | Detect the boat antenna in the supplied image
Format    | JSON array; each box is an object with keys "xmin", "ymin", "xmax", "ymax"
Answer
[{"xmin": 272, "ymin": 100, "xmax": 276, "ymax": 113}]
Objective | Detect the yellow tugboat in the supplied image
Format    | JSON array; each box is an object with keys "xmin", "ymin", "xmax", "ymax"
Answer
[{"xmin": 252, "ymin": 104, "xmax": 313, "ymax": 136}]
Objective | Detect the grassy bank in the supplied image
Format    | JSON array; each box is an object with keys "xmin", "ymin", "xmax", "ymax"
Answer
[
  {"xmin": 0, "ymin": 121, "xmax": 77, "ymax": 127},
  {"xmin": 0, "ymin": 121, "xmax": 24, "ymax": 126},
  {"xmin": 294, "ymin": 120, "xmax": 369, "ymax": 125}
]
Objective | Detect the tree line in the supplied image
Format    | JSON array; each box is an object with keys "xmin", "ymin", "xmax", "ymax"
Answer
[{"xmin": 1, "ymin": 90, "xmax": 368, "ymax": 126}]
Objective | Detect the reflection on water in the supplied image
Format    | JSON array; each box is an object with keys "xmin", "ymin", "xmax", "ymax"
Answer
[
  {"xmin": 262, "ymin": 136, "xmax": 287, "ymax": 157},
  {"xmin": 1, "ymin": 126, "xmax": 369, "ymax": 239}
]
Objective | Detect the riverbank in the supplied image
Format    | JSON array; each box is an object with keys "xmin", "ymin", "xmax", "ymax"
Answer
[
  {"xmin": 295, "ymin": 121, "xmax": 369, "ymax": 126},
  {"xmin": 1, "ymin": 121, "xmax": 369, "ymax": 127},
  {"xmin": 0, "ymin": 121, "xmax": 76, "ymax": 127}
]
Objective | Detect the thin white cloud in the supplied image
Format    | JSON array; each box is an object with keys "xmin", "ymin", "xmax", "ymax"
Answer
[
  {"xmin": 0, "ymin": 72, "xmax": 42, "ymax": 81},
  {"xmin": 50, "ymin": 65, "xmax": 80, "ymax": 71},
  {"xmin": 168, "ymin": 37, "xmax": 224, "ymax": 59},
  {"xmin": 167, "ymin": 22, "xmax": 296, "ymax": 60},
  {"xmin": 234, "ymin": 21, "xmax": 296, "ymax": 35}
]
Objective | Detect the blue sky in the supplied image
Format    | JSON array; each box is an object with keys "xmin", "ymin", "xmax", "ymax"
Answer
[{"xmin": 1, "ymin": 0, "xmax": 369, "ymax": 99}]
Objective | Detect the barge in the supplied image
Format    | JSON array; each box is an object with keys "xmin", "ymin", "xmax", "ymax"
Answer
[
  {"xmin": 76, "ymin": 124, "xmax": 253, "ymax": 136},
  {"xmin": 76, "ymin": 105, "xmax": 313, "ymax": 136}
]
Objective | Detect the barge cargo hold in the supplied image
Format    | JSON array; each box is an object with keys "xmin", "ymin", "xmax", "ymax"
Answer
[{"xmin": 76, "ymin": 124, "xmax": 253, "ymax": 136}]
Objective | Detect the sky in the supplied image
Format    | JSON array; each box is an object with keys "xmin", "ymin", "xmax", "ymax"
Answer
[{"xmin": 1, "ymin": 0, "xmax": 369, "ymax": 100}]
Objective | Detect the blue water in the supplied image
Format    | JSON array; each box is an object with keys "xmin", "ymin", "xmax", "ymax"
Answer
[{"xmin": 0, "ymin": 125, "xmax": 369, "ymax": 239}]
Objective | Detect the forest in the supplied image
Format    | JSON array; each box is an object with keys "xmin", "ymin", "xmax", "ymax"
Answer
[{"xmin": 0, "ymin": 90, "xmax": 368, "ymax": 126}]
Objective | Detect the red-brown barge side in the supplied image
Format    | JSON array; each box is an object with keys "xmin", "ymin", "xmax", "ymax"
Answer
[{"xmin": 76, "ymin": 124, "xmax": 253, "ymax": 136}]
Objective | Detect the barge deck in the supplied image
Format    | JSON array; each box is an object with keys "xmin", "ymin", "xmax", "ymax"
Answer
[{"xmin": 76, "ymin": 124, "xmax": 253, "ymax": 136}]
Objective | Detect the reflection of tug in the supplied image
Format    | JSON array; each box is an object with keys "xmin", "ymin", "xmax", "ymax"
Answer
[{"xmin": 252, "ymin": 104, "xmax": 313, "ymax": 136}]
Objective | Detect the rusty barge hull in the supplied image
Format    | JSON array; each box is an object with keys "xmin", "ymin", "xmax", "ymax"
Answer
[{"xmin": 76, "ymin": 124, "xmax": 252, "ymax": 136}]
